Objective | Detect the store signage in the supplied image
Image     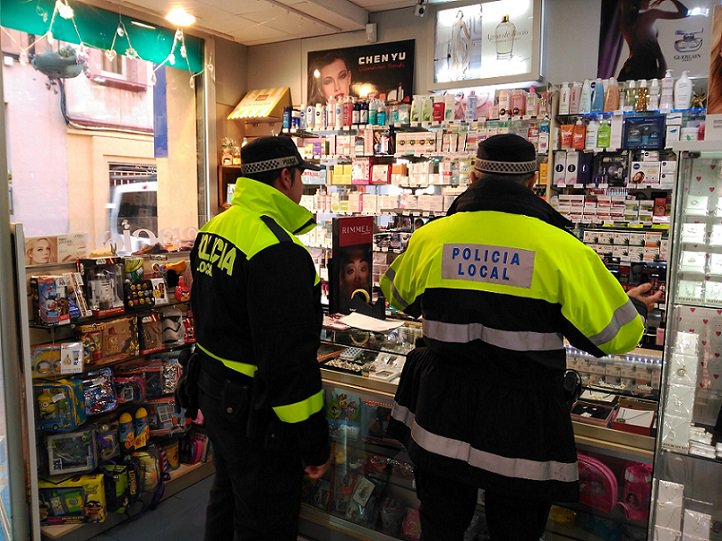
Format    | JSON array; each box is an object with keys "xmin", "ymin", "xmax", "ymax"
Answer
[
  {"xmin": 430, "ymin": 0, "xmax": 543, "ymax": 89},
  {"xmin": 307, "ymin": 40, "xmax": 415, "ymax": 104},
  {"xmin": 329, "ymin": 216, "xmax": 374, "ymax": 314},
  {"xmin": 597, "ymin": 0, "xmax": 715, "ymax": 80}
]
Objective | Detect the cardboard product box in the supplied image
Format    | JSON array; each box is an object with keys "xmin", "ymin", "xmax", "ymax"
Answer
[
  {"xmin": 565, "ymin": 151, "xmax": 581, "ymax": 186},
  {"xmin": 57, "ymin": 234, "xmax": 89, "ymax": 264},
  {"xmin": 552, "ymin": 151, "xmax": 567, "ymax": 186},
  {"xmin": 610, "ymin": 398, "xmax": 657, "ymax": 435},
  {"xmin": 77, "ymin": 258, "xmax": 125, "ymax": 318},
  {"xmin": 629, "ymin": 161, "xmax": 660, "ymax": 186},
  {"xmin": 39, "ymin": 473, "xmax": 106, "ymax": 525},
  {"xmin": 371, "ymin": 164, "xmax": 391, "ymax": 185}
]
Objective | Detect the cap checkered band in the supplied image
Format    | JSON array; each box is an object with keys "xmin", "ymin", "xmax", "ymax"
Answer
[
  {"xmin": 475, "ymin": 159, "xmax": 537, "ymax": 175},
  {"xmin": 241, "ymin": 155, "xmax": 300, "ymax": 175}
]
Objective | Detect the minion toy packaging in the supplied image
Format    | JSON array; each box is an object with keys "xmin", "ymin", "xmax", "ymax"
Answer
[
  {"xmin": 38, "ymin": 473, "xmax": 107, "ymax": 524},
  {"xmin": 33, "ymin": 379, "xmax": 87, "ymax": 432}
]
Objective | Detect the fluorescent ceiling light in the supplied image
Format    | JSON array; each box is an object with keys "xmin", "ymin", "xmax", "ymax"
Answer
[{"xmin": 165, "ymin": 8, "xmax": 196, "ymax": 27}]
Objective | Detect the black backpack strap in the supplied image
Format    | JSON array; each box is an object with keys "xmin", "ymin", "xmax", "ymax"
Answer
[{"xmin": 260, "ymin": 215, "xmax": 292, "ymax": 243}]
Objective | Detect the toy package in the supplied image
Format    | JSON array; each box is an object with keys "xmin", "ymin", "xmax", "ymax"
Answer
[
  {"xmin": 31, "ymin": 342, "xmax": 84, "ymax": 378},
  {"xmin": 62, "ymin": 272, "xmax": 92, "ymax": 318},
  {"xmin": 82, "ymin": 367, "xmax": 118, "ymax": 416},
  {"xmin": 144, "ymin": 396, "xmax": 187, "ymax": 436},
  {"xmin": 46, "ymin": 427, "xmax": 98, "ymax": 475},
  {"xmin": 326, "ymin": 390, "xmax": 361, "ymax": 442},
  {"xmin": 34, "ymin": 379, "xmax": 87, "ymax": 432},
  {"xmin": 139, "ymin": 311, "xmax": 164, "ymax": 354},
  {"xmin": 95, "ymin": 421, "xmax": 120, "ymax": 462},
  {"xmin": 161, "ymin": 307, "xmax": 186, "ymax": 346},
  {"xmin": 30, "ymin": 275, "xmax": 71, "ymax": 325},
  {"xmin": 38, "ymin": 473, "xmax": 106, "ymax": 525},
  {"xmin": 115, "ymin": 359, "xmax": 164, "ymax": 398},
  {"xmin": 113, "ymin": 374, "xmax": 146, "ymax": 405},
  {"xmin": 76, "ymin": 315, "xmax": 139, "ymax": 366},
  {"xmin": 77, "ymin": 258, "xmax": 125, "ymax": 317},
  {"xmin": 123, "ymin": 259, "xmax": 155, "ymax": 312}
]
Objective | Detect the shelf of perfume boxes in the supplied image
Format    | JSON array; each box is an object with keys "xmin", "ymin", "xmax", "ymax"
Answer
[
  {"xmin": 672, "ymin": 280, "xmax": 722, "ymax": 309},
  {"xmin": 28, "ymin": 298, "xmax": 191, "ymax": 331},
  {"xmin": 660, "ymin": 429, "xmax": 722, "ymax": 467},
  {"xmin": 40, "ymin": 460, "xmax": 215, "ymax": 541},
  {"xmin": 299, "ymin": 504, "xmax": 402, "ymax": 541}
]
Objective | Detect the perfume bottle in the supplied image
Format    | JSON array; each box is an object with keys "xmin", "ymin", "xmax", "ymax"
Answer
[{"xmin": 496, "ymin": 15, "xmax": 516, "ymax": 60}]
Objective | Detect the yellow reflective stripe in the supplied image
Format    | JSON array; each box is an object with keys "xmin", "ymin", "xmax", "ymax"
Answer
[
  {"xmin": 272, "ymin": 389, "xmax": 324, "ymax": 424},
  {"xmin": 196, "ymin": 343, "xmax": 258, "ymax": 378}
]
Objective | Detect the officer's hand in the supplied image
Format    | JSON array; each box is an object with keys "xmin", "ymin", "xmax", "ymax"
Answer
[
  {"xmin": 304, "ymin": 453, "xmax": 332, "ymax": 479},
  {"xmin": 627, "ymin": 282, "xmax": 664, "ymax": 312}
]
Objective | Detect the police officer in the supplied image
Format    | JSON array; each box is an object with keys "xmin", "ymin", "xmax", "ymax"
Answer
[
  {"xmin": 381, "ymin": 134, "xmax": 662, "ymax": 541},
  {"xmin": 190, "ymin": 136, "xmax": 331, "ymax": 541}
]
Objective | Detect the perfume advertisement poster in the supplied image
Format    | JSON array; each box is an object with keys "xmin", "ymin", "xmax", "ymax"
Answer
[
  {"xmin": 597, "ymin": 0, "xmax": 714, "ymax": 81},
  {"xmin": 433, "ymin": 0, "xmax": 536, "ymax": 83},
  {"xmin": 330, "ymin": 216, "xmax": 374, "ymax": 315},
  {"xmin": 307, "ymin": 40, "xmax": 414, "ymax": 105}
]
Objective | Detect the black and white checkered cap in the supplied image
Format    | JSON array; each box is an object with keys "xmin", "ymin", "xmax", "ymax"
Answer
[
  {"xmin": 241, "ymin": 155, "xmax": 301, "ymax": 175},
  {"xmin": 475, "ymin": 133, "xmax": 537, "ymax": 176},
  {"xmin": 474, "ymin": 159, "xmax": 537, "ymax": 175},
  {"xmin": 240, "ymin": 135, "xmax": 322, "ymax": 175}
]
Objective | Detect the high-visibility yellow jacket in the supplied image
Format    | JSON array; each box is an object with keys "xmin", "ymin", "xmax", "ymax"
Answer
[
  {"xmin": 190, "ymin": 177, "xmax": 328, "ymax": 466},
  {"xmin": 381, "ymin": 177, "xmax": 644, "ymax": 501}
]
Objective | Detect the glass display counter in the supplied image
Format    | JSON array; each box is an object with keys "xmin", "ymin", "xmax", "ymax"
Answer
[{"xmin": 301, "ymin": 320, "xmax": 662, "ymax": 540}]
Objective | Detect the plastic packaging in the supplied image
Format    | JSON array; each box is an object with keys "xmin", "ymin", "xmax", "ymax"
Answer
[
  {"xmin": 660, "ymin": 70, "xmax": 674, "ymax": 113},
  {"xmin": 559, "ymin": 82, "xmax": 570, "ymax": 115}
]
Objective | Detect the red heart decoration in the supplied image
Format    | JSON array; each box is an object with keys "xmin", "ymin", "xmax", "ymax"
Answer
[
  {"xmin": 716, "ymin": 353, "xmax": 721, "ymax": 358},
  {"xmin": 691, "ymin": 307, "xmax": 696, "ymax": 312},
  {"xmin": 712, "ymin": 164, "xmax": 717, "ymax": 169},
  {"xmin": 717, "ymin": 331, "xmax": 721, "ymax": 336},
  {"xmin": 714, "ymin": 374, "xmax": 719, "ymax": 379},
  {"xmin": 689, "ymin": 329, "xmax": 696, "ymax": 332},
  {"xmin": 704, "ymin": 319, "xmax": 709, "ymax": 324},
  {"xmin": 717, "ymin": 310, "xmax": 722, "ymax": 315},
  {"xmin": 702, "ymin": 340, "xmax": 707, "ymax": 346},
  {"xmin": 697, "ymin": 175, "xmax": 703, "ymax": 181},
  {"xmin": 711, "ymin": 187, "xmax": 716, "ymax": 193}
]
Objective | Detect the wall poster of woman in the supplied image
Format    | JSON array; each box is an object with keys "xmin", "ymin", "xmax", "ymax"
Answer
[
  {"xmin": 598, "ymin": 0, "xmax": 713, "ymax": 81},
  {"xmin": 307, "ymin": 40, "xmax": 414, "ymax": 105}
]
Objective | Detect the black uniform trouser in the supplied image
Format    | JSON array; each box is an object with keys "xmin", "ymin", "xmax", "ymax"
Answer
[
  {"xmin": 198, "ymin": 359, "xmax": 304, "ymax": 541},
  {"xmin": 415, "ymin": 467, "xmax": 551, "ymax": 541}
]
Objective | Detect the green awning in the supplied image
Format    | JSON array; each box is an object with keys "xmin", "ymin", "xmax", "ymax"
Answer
[{"xmin": 1, "ymin": 0, "xmax": 204, "ymax": 73}]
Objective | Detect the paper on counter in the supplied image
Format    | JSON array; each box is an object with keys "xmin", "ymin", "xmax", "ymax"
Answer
[{"xmin": 339, "ymin": 312, "xmax": 405, "ymax": 332}]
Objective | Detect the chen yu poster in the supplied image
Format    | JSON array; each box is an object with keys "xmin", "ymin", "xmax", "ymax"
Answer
[
  {"xmin": 598, "ymin": 0, "xmax": 714, "ymax": 81},
  {"xmin": 307, "ymin": 40, "xmax": 414, "ymax": 104}
]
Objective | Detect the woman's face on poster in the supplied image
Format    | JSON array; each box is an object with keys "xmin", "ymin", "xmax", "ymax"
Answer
[
  {"xmin": 342, "ymin": 255, "xmax": 369, "ymax": 296},
  {"xmin": 319, "ymin": 58, "xmax": 351, "ymax": 100}
]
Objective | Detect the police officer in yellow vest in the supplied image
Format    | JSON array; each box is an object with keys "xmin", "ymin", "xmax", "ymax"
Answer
[
  {"xmin": 190, "ymin": 136, "xmax": 330, "ymax": 540},
  {"xmin": 381, "ymin": 134, "xmax": 662, "ymax": 541}
]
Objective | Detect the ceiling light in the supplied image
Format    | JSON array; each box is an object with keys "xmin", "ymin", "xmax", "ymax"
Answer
[{"xmin": 165, "ymin": 8, "xmax": 196, "ymax": 27}]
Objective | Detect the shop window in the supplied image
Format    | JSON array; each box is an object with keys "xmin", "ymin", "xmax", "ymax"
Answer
[{"xmin": 2, "ymin": 29, "xmax": 202, "ymax": 254}]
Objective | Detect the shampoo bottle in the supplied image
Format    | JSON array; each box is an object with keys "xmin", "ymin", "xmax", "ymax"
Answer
[
  {"xmin": 421, "ymin": 95, "xmax": 433, "ymax": 123},
  {"xmin": 591, "ymin": 78, "xmax": 605, "ymax": 113},
  {"xmin": 674, "ymin": 70, "xmax": 692, "ymax": 110},
  {"xmin": 559, "ymin": 82, "xmax": 570, "ymax": 115},
  {"xmin": 579, "ymin": 79, "xmax": 592, "ymax": 114},
  {"xmin": 648, "ymin": 78, "xmax": 660, "ymax": 110},
  {"xmin": 527, "ymin": 86, "xmax": 539, "ymax": 117},
  {"xmin": 585, "ymin": 119, "xmax": 599, "ymax": 150},
  {"xmin": 597, "ymin": 120, "xmax": 611, "ymax": 149},
  {"xmin": 635, "ymin": 79, "xmax": 649, "ymax": 112},
  {"xmin": 604, "ymin": 77, "xmax": 620, "ymax": 112},
  {"xmin": 624, "ymin": 80, "xmax": 636, "ymax": 112},
  {"xmin": 569, "ymin": 82, "xmax": 582, "ymax": 115},
  {"xmin": 660, "ymin": 70, "xmax": 674, "ymax": 113},
  {"xmin": 467, "ymin": 90, "xmax": 478, "ymax": 121},
  {"xmin": 572, "ymin": 119, "xmax": 586, "ymax": 150}
]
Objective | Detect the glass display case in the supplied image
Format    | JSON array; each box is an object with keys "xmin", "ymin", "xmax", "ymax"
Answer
[
  {"xmin": 301, "ymin": 319, "xmax": 662, "ymax": 541},
  {"xmin": 650, "ymin": 142, "xmax": 722, "ymax": 541}
]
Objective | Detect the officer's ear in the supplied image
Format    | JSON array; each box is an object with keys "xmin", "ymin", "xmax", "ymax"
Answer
[{"xmin": 274, "ymin": 167, "xmax": 295, "ymax": 195}]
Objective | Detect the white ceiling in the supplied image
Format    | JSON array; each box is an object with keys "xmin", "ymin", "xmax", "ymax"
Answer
[{"xmin": 116, "ymin": 0, "xmax": 421, "ymax": 46}]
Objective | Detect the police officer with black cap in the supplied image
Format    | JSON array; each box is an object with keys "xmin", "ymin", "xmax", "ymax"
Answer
[
  {"xmin": 382, "ymin": 134, "xmax": 661, "ymax": 540},
  {"xmin": 190, "ymin": 136, "xmax": 330, "ymax": 540}
]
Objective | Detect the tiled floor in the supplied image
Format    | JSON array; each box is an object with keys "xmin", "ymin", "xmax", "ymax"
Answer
[{"xmin": 89, "ymin": 475, "xmax": 213, "ymax": 541}]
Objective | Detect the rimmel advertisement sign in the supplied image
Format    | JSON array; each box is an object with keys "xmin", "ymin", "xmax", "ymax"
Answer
[
  {"xmin": 430, "ymin": 0, "xmax": 542, "ymax": 89},
  {"xmin": 597, "ymin": 0, "xmax": 715, "ymax": 81},
  {"xmin": 306, "ymin": 40, "xmax": 415, "ymax": 105}
]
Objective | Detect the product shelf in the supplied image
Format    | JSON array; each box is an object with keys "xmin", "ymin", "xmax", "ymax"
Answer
[
  {"xmin": 40, "ymin": 461, "xmax": 214, "ymax": 541},
  {"xmin": 299, "ymin": 503, "xmax": 400, "ymax": 541}
]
